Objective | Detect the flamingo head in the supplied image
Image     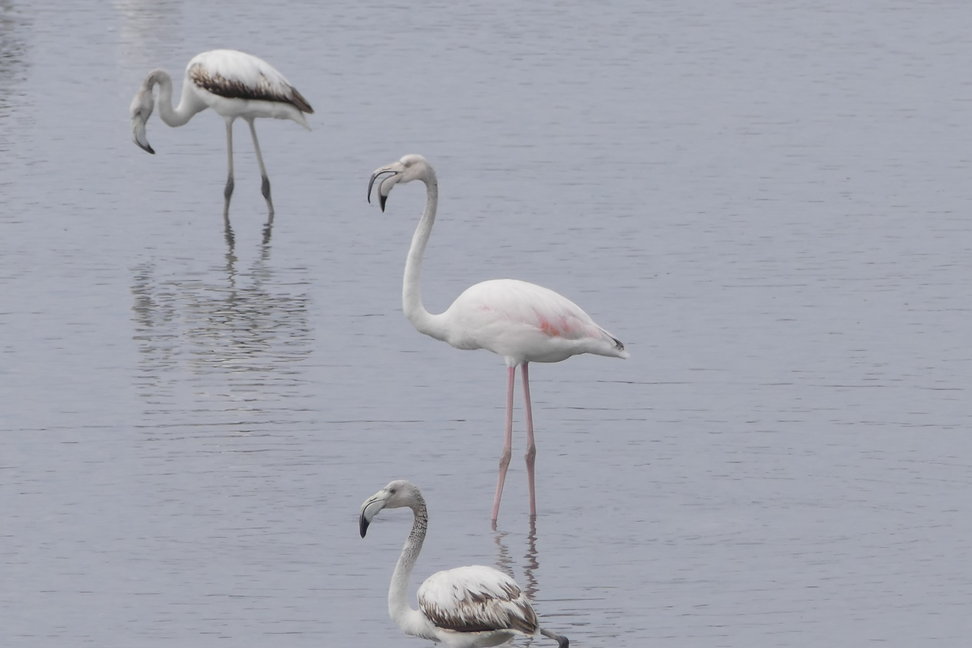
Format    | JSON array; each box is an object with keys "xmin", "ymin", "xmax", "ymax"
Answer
[
  {"xmin": 359, "ymin": 479, "xmax": 424, "ymax": 538},
  {"xmin": 367, "ymin": 154, "xmax": 434, "ymax": 211},
  {"xmin": 129, "ymin": 86, "xmax": 156, "ymax": 154}
]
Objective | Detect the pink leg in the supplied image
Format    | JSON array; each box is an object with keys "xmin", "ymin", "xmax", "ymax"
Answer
[
  {"xmin": 522, "ymin": 363, "xmax": 537, "ymax": 518},
  {"xmin": 491, "ymin": 366, "xmax": 516, "ymax": 523}
]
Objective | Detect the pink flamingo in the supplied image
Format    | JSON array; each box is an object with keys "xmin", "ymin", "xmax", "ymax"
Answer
[{"xmin": 368, "ymin": 155, "xmax": 628, "ymax": 523}]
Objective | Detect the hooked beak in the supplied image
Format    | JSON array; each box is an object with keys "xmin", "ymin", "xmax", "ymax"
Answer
[
  {"xmin": 359, "ymin": 492, "xmax": 388, "ymax": 538},
  {"xmin": 367, "ymin": 165, "xmax": 401, "ymax": 212},
  {"xmin": 129, "ymin": 88, "xmax": 156, "ymax": 155},
  {"xmin": 132, "ymin": 118, "xmax": 155, "ymax": 155}
]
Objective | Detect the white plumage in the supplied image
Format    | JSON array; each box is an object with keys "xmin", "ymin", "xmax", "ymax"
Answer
[
  {"xmin": 418, "ymin": 565, "xmax": 537, "ymax": 636},
  {"xmin": 442, "ymin": 278, "xmax": 624, "ymax": 362},
  {"xmin": 368, "ymin": 154, "xmax": 628, "ymax": 522},
  {"xmin": 359, "ymin": 480, "xmax": 568, "ymax": 648},
  {"xmin": 129, "ymin": 49, "xmax": 313, "ymax": 215}
]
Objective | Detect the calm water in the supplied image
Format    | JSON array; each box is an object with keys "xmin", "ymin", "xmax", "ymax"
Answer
[{"xmin": 2, "ymin": 1, "xmax": 972, "ymax": 646}]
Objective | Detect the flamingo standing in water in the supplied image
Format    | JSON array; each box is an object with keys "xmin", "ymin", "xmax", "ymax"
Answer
[
  {"xmin": 359, "ymin": 480, "xmax": 569, "ymax": 647},
  {"xmin": 368, "ymin": 155, "xmax": 628, "ymax": 523},
  {"xmin": 129, "ymin": 49, "xmax": 313, "ymax": 215}
]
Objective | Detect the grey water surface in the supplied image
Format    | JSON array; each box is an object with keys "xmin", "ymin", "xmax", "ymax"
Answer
[{"xmin": 2, "ymin": 1, "xmax": 972, "ymax": 646}]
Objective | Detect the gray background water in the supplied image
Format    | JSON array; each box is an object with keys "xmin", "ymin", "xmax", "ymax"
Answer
[{"xmin": 2, "ymin": 1, "xmax": 971, "ymax": 646}]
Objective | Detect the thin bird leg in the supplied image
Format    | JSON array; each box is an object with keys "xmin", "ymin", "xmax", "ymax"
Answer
[
  {"xmin": 247, "ymin": 118, "xmax": 274, "ymax": 216},
  {"xmin": 223, "ymin": 118, "xmax": 235, "ymax": 213},
  {"xmin": 491, "ymin": 365, "xmax": 516, "ymax": 524},
  {"xmin": 522, "ymin": 363, "xmax": 537, "ymax": 518}
]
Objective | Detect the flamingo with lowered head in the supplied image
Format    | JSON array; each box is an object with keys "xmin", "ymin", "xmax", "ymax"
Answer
[
  {"xmin": 368, "ymin": 154, "xmax": 628, "ymax": 523},
  {"xmin": 360, "ymin": 480, "xmax": 569, "ymax": 647},
  {"xmin": 129, "ymin": 49, "xmax": 313, "ymax": 215}
]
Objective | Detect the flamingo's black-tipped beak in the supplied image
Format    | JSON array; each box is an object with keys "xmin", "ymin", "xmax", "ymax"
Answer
[
  {"xmin": 368, "ymin": 166, "xmax": 400, "ymax": 211},
  {"xmin": 130, "ymin": 87, "xmax": 157, "ymax": 155},
  {"xmin": 359, "ymin": 492, "xmax": 387, "ymax": 538},
  {"xmin": 132, "ymin": 119, "xmax": 155, "ymax": 154}
]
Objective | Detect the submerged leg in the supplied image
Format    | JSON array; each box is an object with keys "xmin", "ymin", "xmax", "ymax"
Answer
[
  {"xmin": 223, "ymin": 211, "xmax": 235, "ymax": 251},
  {"xmin": 522, "ymin": 363, "xmax": 537, "ymax": 518},
  {"xmin": 262, "ymin": 211, "xmax": 274, "ymax": 246},
  {"xmin": 223, "ymin": 119, "xmax": 235, "ymax": 215},
  {"xmin": 491, "ymin": 365, "xmax": 516, "ymax": 524},
  {"xmin": 247, "ymin": 118, "xmax": 274, "ymax": 215}
]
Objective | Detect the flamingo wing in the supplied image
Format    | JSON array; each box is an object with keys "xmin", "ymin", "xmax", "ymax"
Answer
[
  {"xmin": 445, "ymin": 279, "xmax": 626, "ymax": 362},
  {"xmin": 417, "ymin": 565, "xmax": 538, "ymax": 634},
  {"xmin": 187, "ymin": 49, "xmax": 313, "ymax": 113}
]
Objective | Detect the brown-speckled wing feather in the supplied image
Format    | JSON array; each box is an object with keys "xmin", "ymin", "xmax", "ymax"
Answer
[
  {"xmin": 187, "ymin": 50, "xmax": 313, "ymax": 114},
  {"xmin": 418, "ymin": 565, "xmax": 539, "ymax": 634}
]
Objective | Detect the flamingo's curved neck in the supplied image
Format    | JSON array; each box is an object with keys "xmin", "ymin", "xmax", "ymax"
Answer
[
  {"xmin": 145, "ymin": 69, "xmax": 199, "ymax": 128},
  {"xmin": 403, "ymin": 170, "xmax": 449, "ymax": 341},
  {"xmin": 388, "ymin": 496, "xmax": 432, "ymax": 638}
]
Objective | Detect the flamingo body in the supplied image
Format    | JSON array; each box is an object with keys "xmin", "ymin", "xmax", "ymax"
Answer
[
  {"xmin": 129, "ymin": 49, "xmax": 313, "ymax": 214},
  {"xmin": 418, "ymin": 565, "xmax": 538, "ymax": 637},
  {"xmin": 368, "ymin": 155, "xmax": 627, "ymax": 522},
  {"xmin": 182, "ymin": 49, "xmax": 313, "ymax": 122},
  {"xmin": 439, "ymin": 278, "xmax": 627, "ymax": 364},
  {"xmin": 359, "ymin": 480, "xmax": 568, "ymax": 648}
]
